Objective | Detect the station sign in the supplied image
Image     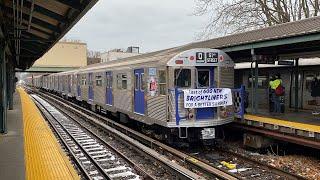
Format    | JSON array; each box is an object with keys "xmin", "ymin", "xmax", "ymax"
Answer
[
  {"xmin": 278, "ymin": 60, "xmax": 294, "ymax": 66},
  {"xmin": 257, "ymin": 55, "xmax": 277, "ymax": 64}
]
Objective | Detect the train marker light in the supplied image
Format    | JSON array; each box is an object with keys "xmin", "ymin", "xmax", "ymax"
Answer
[
  {"xmin": 189, "ymin": 56, "xmax": 195, "ymax": 60},
  {"xmin": 219, "ymin": 55, "xmax": 224, "ymax": 61},
  {"xmin": 175, "ymin": 60, "xmax": 184, "ymax": 64}
]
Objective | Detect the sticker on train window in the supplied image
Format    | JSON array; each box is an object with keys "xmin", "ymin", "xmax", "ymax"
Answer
[
  {"xmin": 148, "ymin": 68, "xmax": 157, "ymax": 76},
  {"xmin": 206, "ymin": 52, "xmax": 218, "ymax": 63},
  {"xmin": 196, "ymin": 52, "xmax": 205, "ymax": 63}
]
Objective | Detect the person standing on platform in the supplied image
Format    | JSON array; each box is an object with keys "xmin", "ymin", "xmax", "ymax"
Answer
[{"xmin": 269, "ymin": 74, "xmax": 284, "ymax": 114}]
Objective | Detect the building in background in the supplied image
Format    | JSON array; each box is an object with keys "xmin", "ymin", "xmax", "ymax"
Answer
[
  {"xmin": 101, "ymin": 46, "xmax": 140, "ymax": 63},
  {"xmin": 31, "ymin": 40, "xmax": 87, "ymax": 72}
]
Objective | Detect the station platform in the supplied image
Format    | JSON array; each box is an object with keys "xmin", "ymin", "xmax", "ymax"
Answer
[
  {"xmin": 0, "ymin": 88, "xmax": 79, "ymax": 180},
  {"xmin": 235, "ymin": 108, "xmax": 320, "ymax": 141}
]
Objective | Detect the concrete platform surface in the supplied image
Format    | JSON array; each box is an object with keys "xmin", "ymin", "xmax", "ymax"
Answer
[
  {"xmin": 0, "ymin": 89, "xmax": 80, "ymax": 180},
  {"xmin": 0, "ymin": 90, "xmax": 25, "ymax": 180}
]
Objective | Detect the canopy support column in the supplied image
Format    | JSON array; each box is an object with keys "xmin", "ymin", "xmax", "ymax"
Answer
[
  {"xmin": 294, "ymin": 58, "xmax": 299, "ymax": 112},
  {"xmin": 251, "ymin": 49, "xmax": 259, "ymax": 114},
  {"xmin": 0, "ymin": 40, "xmax": 7, "ymax": 133},
  {"xmin": 7, "ymin": 61, "xmax": 14, "ymax": 110}
]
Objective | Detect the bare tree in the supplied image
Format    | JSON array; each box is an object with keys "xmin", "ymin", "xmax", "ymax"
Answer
[
  {"xmin": 195, "ymin": 0, "xmax": 320, "ymax": 39},
  {"xmin": 87, "ymin": 49, "xmax": 101, "ymax": 58}
]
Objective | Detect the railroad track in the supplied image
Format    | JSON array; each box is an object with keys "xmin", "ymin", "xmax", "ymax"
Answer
[
  {"xmin": 31, "ymin": 93, "xmax": 204, "ymax": 180},
  {"xmin": 32, "ymin": 95, "xmax": 143, "ymax": 180},
  {"xmin": 31, "ymin": 88, "xmax": 306, "ymax": 179}
]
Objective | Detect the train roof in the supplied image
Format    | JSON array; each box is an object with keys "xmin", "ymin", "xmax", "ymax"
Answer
[{"xmin": 75, "ymin": 48, "xmax": 233, "ymax": 73}]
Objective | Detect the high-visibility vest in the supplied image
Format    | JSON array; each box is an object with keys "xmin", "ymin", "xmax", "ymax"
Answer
[{"xmin": 269, "ymin": 79, "xmax": 282, "ymax": 90}]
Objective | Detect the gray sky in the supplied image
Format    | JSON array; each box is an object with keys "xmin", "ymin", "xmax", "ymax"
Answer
[{"xmin": 65, "ymin": 0, "xmax": 208, "ymax": 53}]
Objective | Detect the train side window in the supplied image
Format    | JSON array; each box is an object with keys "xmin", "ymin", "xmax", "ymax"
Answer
[
  {"xmin": 174, "ymin": 69, "xmax": 191, "ymax": 88},
  {"xmin": 106, "ymin": 74, "xmax": 113, "ymax": 88},
  {"xmin": 117, "ymin": 73, "xmax": 128, "ymax": 89},
  {"xmin": 122, "ymin": 74, "xmax": 127, "ymax": 89},
  {"xmin": 159, "ymin": 70, "xmax": 166, "ymax": 95},
  {"xmin": 140, "ymin": 73, "xmax": 145, "ymax": 91},
  {"xmin": 134, "ymin": 73, "xmax": 139, "ymax": 90},
  {"xmin": 81, "ymin": 76, "xmax": 86, "ymax": 85},
  {"xmin": 95, "ymin": 75, "xmax": 102, "ymax": 86}
]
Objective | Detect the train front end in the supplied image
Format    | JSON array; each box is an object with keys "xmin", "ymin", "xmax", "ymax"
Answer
[{"xmin": 166, "ymin": 48, "xmax": 245, "ymax": 141}]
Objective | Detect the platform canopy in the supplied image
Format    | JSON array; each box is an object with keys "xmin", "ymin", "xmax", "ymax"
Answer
[
  {"xmin": 184, "ymin": 16, "xmax": 320, "ymax": 62},
  {"xmin": 0, "ymin": 0, "xmax": 98, "ymax": 70}
]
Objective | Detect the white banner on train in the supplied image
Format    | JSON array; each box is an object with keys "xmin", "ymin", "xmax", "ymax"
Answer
[{"xmin": 183, "ymin": 88, "xmax": 233, "ymax": 108}]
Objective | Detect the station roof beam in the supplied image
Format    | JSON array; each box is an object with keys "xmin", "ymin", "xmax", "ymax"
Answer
[{"xmin": 0, "ymin": 0, "xmax": 98, "ymax": 70}]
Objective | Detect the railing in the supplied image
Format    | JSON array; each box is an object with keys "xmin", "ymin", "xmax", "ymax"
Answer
[{"xmin": 232, "ymin": 85, "xmax": 245, "ymax": 119}]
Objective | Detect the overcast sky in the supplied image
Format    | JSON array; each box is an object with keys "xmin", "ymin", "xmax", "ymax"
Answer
[{"xmin": 65, "ymin": 0, "xmax": 209, "ymax": 53}]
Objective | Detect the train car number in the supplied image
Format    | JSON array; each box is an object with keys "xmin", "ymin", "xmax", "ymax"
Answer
[{"xmin": 201, "ymin": 128, "xmax": 215, "ymax": 139}]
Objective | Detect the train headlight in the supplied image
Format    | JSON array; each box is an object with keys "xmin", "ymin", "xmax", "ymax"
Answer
[
  {"xmin": 220, "ymin": 106, "xmax": 228, "ymax": 118},
  {"xmin": 187, "ymin": 109, "xmax": 195, "ymax": 120}
]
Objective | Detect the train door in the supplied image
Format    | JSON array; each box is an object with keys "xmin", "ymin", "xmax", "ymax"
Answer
[
  {"xmin": 58, "ymin": 76, "xmax": 61, "ymax": 91},
  {"xmin": 68, "ymin": 75, "xmax": 71, "ymax": 93},
  {"xmin": 88, "ymin": 73, "xmax": 94, "ymax": 101},
  {"xmin": 134, "ymin": 69, "xmax": 145, "ymax": 115},
  {"xmin": 105, "ymin": 71, "xmax": 113, "ymax": 106},
  {"xmin": 196, "ymin": 67, "xmax": 215, "ymax": 119},
  {"xmin": 77, "ymin": 74, "xmax": 81, "ymax": 97}
]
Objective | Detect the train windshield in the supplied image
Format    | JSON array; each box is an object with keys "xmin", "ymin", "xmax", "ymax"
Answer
[
  {"xmin": 197, "ymin": 69, "xmax": 210, "ymax": 88},
  {"xmin": 174, "ymin": 69, "xmax": 191, "ymax": 88}
]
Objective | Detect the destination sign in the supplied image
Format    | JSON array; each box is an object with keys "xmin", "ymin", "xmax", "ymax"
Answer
[
  {"xmin": 206, "ymin": 52, "xmax": 218, "ymax": 63},
  {"xmin": 196, "ymin": 52, "xmax": 218, "ymax": 63}
]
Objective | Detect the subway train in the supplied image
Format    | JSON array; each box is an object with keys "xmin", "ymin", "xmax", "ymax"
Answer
[{"xmin": 27, "ymin": 48, "xmax": 245, "ymax": 143}]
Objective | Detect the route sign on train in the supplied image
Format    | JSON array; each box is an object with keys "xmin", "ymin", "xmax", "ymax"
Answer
[
  {"xmin": 196, "ymin": 52, "xmax": 218, "ymax": 63},
  {"xmin": 168, "ymin": 48, "xmax": 234, "ymax": 67}
]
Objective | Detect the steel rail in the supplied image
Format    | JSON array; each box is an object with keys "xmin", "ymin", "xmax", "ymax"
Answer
[
  {"xmin": 35, "ymin": 89, "xmax": 238, "ymax": 180},
  {"xmin": 36, "ymin": 92, "xmax": 205, "ymax": 180},
  {"xmin": 32, "ymin": 96, "xmax": 111, "ymax": 180},
  {"xmin": 48, "ymin": 97, "xmax": 157, "ymax": 180}
]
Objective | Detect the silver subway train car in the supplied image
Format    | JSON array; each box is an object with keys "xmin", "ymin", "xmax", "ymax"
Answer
[{"xmin": 30, "ymin": 48, "xmax": 245, "ymax": 143}]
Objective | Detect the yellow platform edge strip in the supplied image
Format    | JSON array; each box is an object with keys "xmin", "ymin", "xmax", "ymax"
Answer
[
  {"xmin": 244, "ymin": 114, "xmax": 320, "ymax": 133},
  {"xmin": 18, "ymin": 88, "xmax": 79, "ymax": 180}
]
